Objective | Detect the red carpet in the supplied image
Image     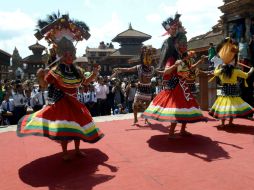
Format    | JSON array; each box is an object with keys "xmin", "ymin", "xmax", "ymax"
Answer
[{"xmin": 1, "ymin": 112, "xmax": 254, "ymax": 190}]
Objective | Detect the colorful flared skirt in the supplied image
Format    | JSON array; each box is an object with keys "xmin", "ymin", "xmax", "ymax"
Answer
[
  {"xmin": 142, "ymin": 84, "xmax": 207, "ymax": 123},
  {"xmin": 17, "ymin": 94, "xmax": 104, "ymax": 143},
  {"xmin": 209, "ymin": 96, "xmax": 254, "ymax": 119}
]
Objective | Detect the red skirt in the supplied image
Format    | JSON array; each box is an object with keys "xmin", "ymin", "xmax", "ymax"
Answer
[
  {"xmin": 17, "ymin": 94, "xmax": 104, "ymax": 143},
  {"xmin": 142, "ymin": 82, "xmax": 207, "ymax": 123}
]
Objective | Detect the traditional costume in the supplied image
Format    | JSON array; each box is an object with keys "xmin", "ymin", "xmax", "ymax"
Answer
[
  {"xmin": 142, "ymin": 14, "xmax": 206, "ymax": 124},
  {"xmin": 209, "ymin": 38, "xmax": 254, "ymax": 120},
  {"xmin": 133, "ymin": 46, "xmax": 156, "ymax": 112},
  {"xmin": 113, "ymin": 45, "xmax": 156, "ymax": 124},
  {"xmin": 183, "ymin": 51, "xmax": 200, "ymax": 94},
  {"xmin": 17, "ymin": 14, "xmax": 104, "ymax": 143}
]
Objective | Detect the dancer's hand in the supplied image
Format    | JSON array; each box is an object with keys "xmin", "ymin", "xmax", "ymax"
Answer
[
  {"xmin": 113, "ymin": 68, "xmax": 120, "ymax": 73},
  {"xmin": 175, "ymin": 60, "xmax": 184, "ymax": 67}
]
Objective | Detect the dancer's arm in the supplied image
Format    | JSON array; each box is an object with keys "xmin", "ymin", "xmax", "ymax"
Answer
[
  {"xmin": 191, "ymin": 55, "xmax": 207, "ymax": 69},
  {"xmin": 113, "ymin": 66, "xmax": 137, "ymax": 74},
  {"xmin": 163, "ymin": 60, "xmax": 182, "ymax": 75},
  {"xmin": 247, "ymin": 67, "xmax": 254, "ymax": 77},
  {"xmin": 36, "ymin": 68, "xmax": 49, "ymax": 88},
  {"xmin": 83, "ymin": 65, "xmax": 101, "ymax": 85},
  {"xmin": 236, "ymin": 67, "xmax": 254, "ymax": 79},
  {"xmin": 213, "ymin": 65, "xmax": 223, "ymax": 76},
  {"xmin": 155, "ymin": 69, "xmax": 164, "ymax": 75}
]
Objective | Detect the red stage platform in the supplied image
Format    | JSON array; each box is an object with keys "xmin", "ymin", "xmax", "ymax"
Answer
[{"xmin": 0, "ymin": 112, "xmax": 254, "ymax": 190}]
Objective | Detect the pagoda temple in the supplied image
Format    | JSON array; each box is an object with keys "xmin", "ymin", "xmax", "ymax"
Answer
[
  {"xmin": 98, "ymin": 23, "xmax": 151, "ymax": 76},
  {"xmin": 21, "ymin": 42, "xmax": 48, "ymax": 79}
]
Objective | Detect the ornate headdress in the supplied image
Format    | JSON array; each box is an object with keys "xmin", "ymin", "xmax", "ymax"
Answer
[
  {"xmin": 162, "ymin": 13, "xmax": 185, "ymax": 36},
  {"xmin": 140, "ymin": 45, "xmax": 157, "ymax": 66},
  {"xmin": 162, "ymin": 13, "xmax": 181, "ymax": 31},
  {"xmin": 218, "ymin": 37, "xmax": 238, "ymax": 65},
  {"xmin": 34, "ymin": 12, "xmax": 90, "ymax": 61},
  {"xmin": 35, "ymin": 12, "xmax": 90, "ymax": 44}
]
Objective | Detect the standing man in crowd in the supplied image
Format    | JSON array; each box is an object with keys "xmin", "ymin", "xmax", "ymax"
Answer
[
  {"xmin": 0, "ymin": 92, "xmax": 15, "ymax": 125},
  {"xmin": 32, "ymin": 85, "xmax": 48, "ymax": 112},
  {"xmin": 85, "ymin": 84, "xmax": 97, "ymax": 117},
  {"xmin": 208, "ymin": 42, "xmax": 216, "ymax": 69},
  {"xmin": 95, "ymin": 76, "xmax": 109, "ymax": 116}
]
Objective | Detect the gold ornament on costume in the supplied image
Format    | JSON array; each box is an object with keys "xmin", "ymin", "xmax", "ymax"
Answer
[
  {"xmin": 177, "ymin": 51, "xmax": 198, "ymax": 80},
  {"xmin": 177, "ymin": 60, "xmax": 191, "ymax": 79}
]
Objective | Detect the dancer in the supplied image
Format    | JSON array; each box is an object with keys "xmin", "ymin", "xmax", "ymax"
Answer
[
  {"xmin": 180, "ymin": 51, "xmax": 207, "ymax": 94},
  {"xmin": 142, "ymin": 13, "xmax": 207, "ymax": 138},
  {"xmin": 17, "ymin": 13, "xmax": 104, "ymax": 160},
  {"xmin": 209, "ymin": 37, "xmax": 254, "ymax": 128},
  {"xmin": 113, "ymin": 46, "xmax": 157, "ymax": 125}
]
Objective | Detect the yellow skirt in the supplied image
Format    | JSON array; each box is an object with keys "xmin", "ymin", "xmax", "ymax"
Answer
[{"xmin": 209, "ymin": 96, "xmax": 254, "ymax": 119}]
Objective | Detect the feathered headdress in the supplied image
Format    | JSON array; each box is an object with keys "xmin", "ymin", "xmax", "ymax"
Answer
[
  {"xmin": 161, "ymin": 13, "xmax": 186, "ymax": 36},
  {"xmin": 34, "ymin": 11, "xmax": 90, "ymax": 44},
  {"xmin": 162, "ymin": 13, "xmax": 181, "ymax": 31}
]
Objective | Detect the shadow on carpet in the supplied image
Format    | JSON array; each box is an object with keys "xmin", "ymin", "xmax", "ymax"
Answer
[
  {"xmin": 19, "ymin": 148, "xmax": 118, "ymax": 190},
  {"xmin": 147, "ymin": 134, "xmax": 243, "ymax": 162},
  {"xmin": 213, "ymin": 124, "xmax": 254, "ymax": 135},
  {"xmin": 126, "ymin": 123, "xmax": 169, "ymax": 133}
]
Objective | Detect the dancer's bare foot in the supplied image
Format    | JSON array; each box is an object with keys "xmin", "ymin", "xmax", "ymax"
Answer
[
  {"xmin": 228, "ymin": 118, "xmax": 235, "ymax": 127},
  {"xmin": 228, "ymin": 123, "xmax": 236, "ymax": 127},
  {"xmin": 144, "ymin": 119, "xmax": 151, "ymax": 125},
  {"xmin": 75, "ymin": 150, "xmax": 87, "ymax": 157},
  {"xmin": 247, "ymin": 116, "xmax": 254, "ymax": 121},
  {"xmin": 168, "ymin": 133, "xmax": 180, "ymax": 139},
  {"xmin": 132, "ymin": 119, "xmax": 138, "ymax": 126},
  {"xmin": 217, "ymin": 125, "xmax": 225, "ymax": 130},
  {"xmin": 62, "ymin": 154, "xmax": 71, "ymax": 161},
  {"xmin": 179, "ymin": 130, "xmax": 192, "ymax": 137}
]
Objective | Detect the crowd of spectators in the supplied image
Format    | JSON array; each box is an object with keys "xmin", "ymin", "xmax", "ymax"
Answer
[{"xmin": 0, "ymin": 75, "xmax": 164, "ymax": 126}]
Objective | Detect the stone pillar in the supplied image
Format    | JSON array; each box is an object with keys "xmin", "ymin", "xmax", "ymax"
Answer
[{"xmin": 198, "ymin": 73, "xmax": 217, "ymax": 111}]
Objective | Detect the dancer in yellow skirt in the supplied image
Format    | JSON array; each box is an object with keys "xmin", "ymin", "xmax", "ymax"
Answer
[{"xmin": 209, "ymin": 37, "xmax": 254, "ymax": 128}]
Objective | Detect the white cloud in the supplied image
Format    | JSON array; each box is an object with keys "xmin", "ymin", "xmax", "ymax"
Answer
[
  {"xmin": 0, "ymin": 10, "xmax": 35, "ymax": 31},
  {"xmin": 0, "ymin": 10, "xmax": 124, "ymax": 57},
  {"xmin": 83, "ymin": 0, "xmax": 92, "ymax": 8},
  {"xmin": 0, "ymin": 33, "xmax": 42, "ymax": 57},
  {"xmin": 0, "ymin": 10, "xmax": 37, "ymax": 57},
  {"xmin": 159, "ymin": 0, "xmax": 223, "ymax": 40},
  {"xmin": 0, "ymin": 0, "xmax": 225, "ymax": 58}
]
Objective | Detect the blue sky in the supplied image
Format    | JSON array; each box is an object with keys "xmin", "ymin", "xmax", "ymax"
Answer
[{"xmin": 0, "ymin": 0, "xmax": 223, "ymax": 58}]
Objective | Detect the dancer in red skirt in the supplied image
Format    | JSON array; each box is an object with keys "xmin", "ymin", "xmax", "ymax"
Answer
[
  {"xmin": 17, "ymin": 13, "xmax": 104, "ymax": 160},
  {"xmin": 142, "ymin": 13, "xmax": 207, "ymax": 138}
]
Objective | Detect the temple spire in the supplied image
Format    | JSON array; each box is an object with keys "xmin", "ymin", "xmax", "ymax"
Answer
[{"xmin": 129, "ymin": 22, "xmax": 132, "ymax": 30}]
